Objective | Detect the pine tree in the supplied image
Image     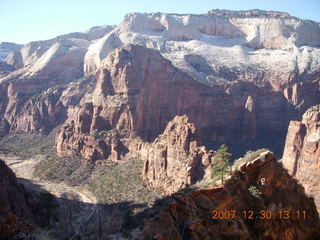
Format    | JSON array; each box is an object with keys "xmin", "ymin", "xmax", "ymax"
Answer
[
  {"xmin": 37, "ymin": 192, "xmax": 60, "ymax": 227},
  {"xmin": 211, "ymin": 144, "xmax": 232, "ymax": 183}
]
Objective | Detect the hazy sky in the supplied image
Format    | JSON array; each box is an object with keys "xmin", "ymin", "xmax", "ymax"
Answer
[{"xmin": 1, "ymin": 0, "xmax": 319, "ymax": 44}]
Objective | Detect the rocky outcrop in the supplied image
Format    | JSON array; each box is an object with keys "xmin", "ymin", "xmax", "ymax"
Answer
[
  {"xmin": 56, "ymin": 113, "xmax": 214, "ymax": 180},
  {"xmin": 0, "ymin": 159, "xmax": 35, "ymax": 229},
  {"xmin": 5, "ymin": 26, "xmax": 114, "ymax": 69},
  {"xmin": 2, "ymin": 11, "xmax": 319, "ymax": 89},
  {"xmin": 282, "ymin": 105, "xmax": 320, "ymax": 212},
  {"xmin": 0, "ymin": 62, "xmax": 15, "ymax": 78},
  {"xmin": 141, "ymin": 115, "xmax": 214, "ymax": 194},
  {"xmin": 0, "ymin": 11, "xmax": 317, "ymax": 168},
  {"xmin": 140, "ymin": 152, "xmax": 320, "ymax": 240}
]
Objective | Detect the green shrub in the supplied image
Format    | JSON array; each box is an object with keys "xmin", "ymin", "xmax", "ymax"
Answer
[
  {"xmin": 86, "ymin": 157, "xmax": 159, "ymax": 206},
  {"xmin": 233, "ymin": 148, "xmax": 269, "ymax": 170},
  {"xmin": 0, "ymin": 132, "xmax": 56, "ymax": 158}
]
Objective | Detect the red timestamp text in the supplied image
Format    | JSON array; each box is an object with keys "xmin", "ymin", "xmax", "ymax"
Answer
[{"xmin": 211, "ymin": 209, "xmax": 307, "ymax": 220}]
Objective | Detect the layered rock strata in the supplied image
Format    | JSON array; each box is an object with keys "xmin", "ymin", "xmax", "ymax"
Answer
[{"xmin": 55, "ymin": 45, "xmax": 319, "ymax": 161}]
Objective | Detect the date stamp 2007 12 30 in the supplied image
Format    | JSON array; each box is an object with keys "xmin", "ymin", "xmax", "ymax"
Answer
[{"xmin": 211, "ymin": 209, "xmax": 307, "ymax": 220}]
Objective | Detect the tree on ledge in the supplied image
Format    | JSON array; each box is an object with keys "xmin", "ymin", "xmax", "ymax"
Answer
[{"xmin": 211, "ymin": 144, "xmax": 232, "ymax": 184}]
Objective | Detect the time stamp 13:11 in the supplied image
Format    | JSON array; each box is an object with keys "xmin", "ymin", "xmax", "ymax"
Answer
[{"xmin": 211, "ymin": 209, "xmax": 307, "ymax": 220}]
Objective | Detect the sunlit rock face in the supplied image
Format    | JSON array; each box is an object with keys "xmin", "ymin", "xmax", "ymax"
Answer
[
  {"xmin": 55, "ymin": 45, "xmax": 318, "ymax": 164},
  {"xmin": 141, "ymin": 115, "xmax": 214, "ymax": 195},
  {"xmin": 282, "ymin": 105, "xmax": 320, "ymax": 212},
  {"xmin": 83, "ymin": 10, "xmax": 320, "ymax": 89},
  {"xmin": 0, "ymin": 42, "xmax": 22, "ymax": 62}
]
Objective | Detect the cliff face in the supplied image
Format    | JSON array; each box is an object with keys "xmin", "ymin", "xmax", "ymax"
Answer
[
  {"xmin": 140, "ymin": 152, "xmax": 320, "ymax": 240},
  {"xmin": 0, "ymin": 73, "xmax": 94, "ymax": 133},
  {"xmin": 282, "ymin": 105, "xmax": 320, "ymax": 212},
  {"xmin": 57, "ymin": 114, "xmax": 214, "ymax": 194},
  {"xmin": 55, "ymin": 45, "xmax": 319, "ymax": 163}
]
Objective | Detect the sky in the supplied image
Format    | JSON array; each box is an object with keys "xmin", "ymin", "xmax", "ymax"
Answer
[{"xmin": 0, "ymin": 0, "xmax": 319, "ymax": 44}]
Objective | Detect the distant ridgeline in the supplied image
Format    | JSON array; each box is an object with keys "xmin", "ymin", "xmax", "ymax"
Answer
[{"xmin": 207, "ymin": 9, "xmax": 293, "ymax": 19}]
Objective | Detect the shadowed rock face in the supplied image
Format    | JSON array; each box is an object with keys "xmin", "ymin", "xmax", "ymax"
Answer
[
  {"xmin": 140, "ymin": 152, "xmax": 320, "ymax": 240},
  {"xmin": 0, "ymin": 159, "xmax": 34, "ymax": 224},
  {"xmin": 282, "ymin": 105, "xmax": 320, "ymax": 212}
]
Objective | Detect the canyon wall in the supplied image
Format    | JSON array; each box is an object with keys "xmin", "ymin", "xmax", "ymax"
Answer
[
  {"xmin": 282, "ymin": 105, "xmax": 320, "ymax": 212},
  {"xmin": 55, "ymin": 45, "xmax": 319, "ymax": 162}
]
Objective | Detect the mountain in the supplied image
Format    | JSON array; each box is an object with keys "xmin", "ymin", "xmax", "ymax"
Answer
[
  {"xmin": 0, "ymin": 9, "xmax": 319, "ymax": 238},
  {"xmin": 0, "ymin": 9, "xmax": 318, "ymax": 160},
  {"xmin": 83, "ymin": 10, "xmax": 320, "ymax": 89}
]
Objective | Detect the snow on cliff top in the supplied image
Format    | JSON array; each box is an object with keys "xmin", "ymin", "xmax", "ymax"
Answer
[{"xmin": 3, "ymin": 10, "xmax": 320, "ymax": 88}]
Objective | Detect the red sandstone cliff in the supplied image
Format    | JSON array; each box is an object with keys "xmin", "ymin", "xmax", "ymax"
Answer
[
  {"xmin": 141, "ymin": 115, "xmax": 214, "ymax": 194},
  {"xmin": 55, "ymin": 45, "xmax": 320, "ymax": 162},
  {"xmin": 282, "ymin": 105, "xmax": 320, "ymax": 212}
]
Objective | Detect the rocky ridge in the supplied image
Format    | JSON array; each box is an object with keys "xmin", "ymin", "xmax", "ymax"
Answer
[
  {"xmin": 2, "ymin": 10, "xmax": 320, "ymax": 90},
  {"xmin": 282, "ymin": 105, "xmax": 320, "ymax": 212},
  {"xmin": 140, "ymin": 151, "xmax": 320, "ymax": 240},
  {"xmin": 0, "ymin": 9, "xmax": 318, "ymax": 239}
]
